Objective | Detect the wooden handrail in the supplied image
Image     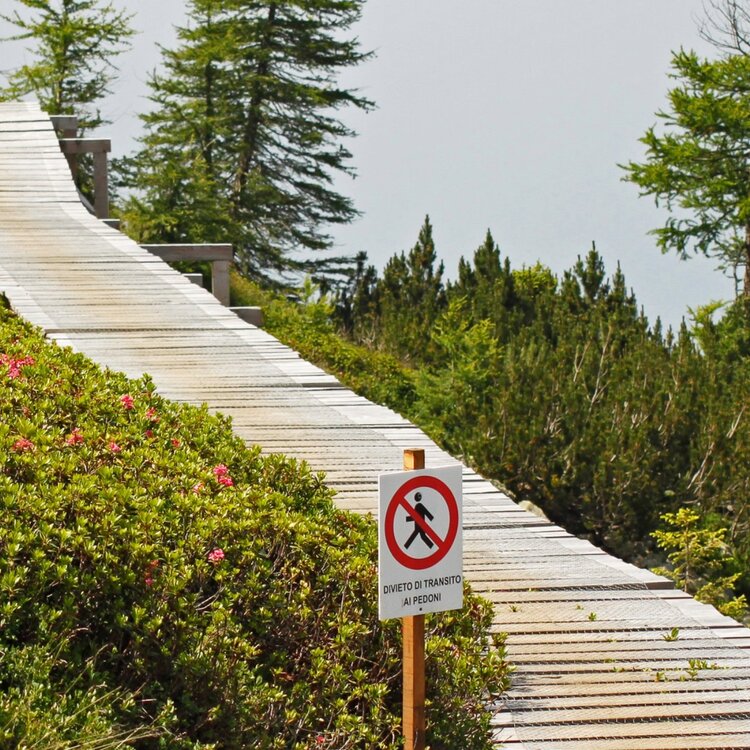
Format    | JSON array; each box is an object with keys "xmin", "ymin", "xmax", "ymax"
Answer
[
  {"xmin": 140, "ymin": 244, "xmax": 232, "ymax": 306},
  {"xmin": 58, "ymin": 138, "xmax": 110, "ymax": 220},
  {"xmin": 58, "ymin": 138, "xmax": 111, "ymax": 155},
  {"xmin": 139, "ymin": 244, "xmax": 232, "ymax": 262},
  {"xmin": 49, "ymin": 115, "xmax": 78, "ymax": 136},
  {"xmin": 51, "ymin": 119, "xmax": 232, "ymax": 307}
]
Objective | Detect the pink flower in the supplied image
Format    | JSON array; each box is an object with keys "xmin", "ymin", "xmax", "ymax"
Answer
[
  {"xmin": 213, "ymin": 464, "xmax": 234, "ymax": 487},
  {"xmin": 144, "ymin": 559, "xmax": 159, "ymax": 586},
  {"xmin": 109, "ymin": 441, "xmax": 122, "ymax": 453},
  {"xmin": 192, "ymin": 481, "xmax": 204, "ymax": 494},
  {"xmin": 120, "ymin": 394, "xmax": 135, "ymax": 410},
  {"xmin": 315, "ymin": 736, "xmax": 325, "ymax": 746},
  {"xmin": 1, "ymin": 354, "xmax": 35, "ymax": 379},
  {"xmin": 207, "ymin": 548, "xmax": 225, "ymax": 564},
  {"xmin": 145, "ymin": 407, "xmax": 160, "ymax": 422},
  {"xmin": 144, "ymin": 429, "xmax": 154, "ymax": 439},
  {"xmin": 11, "ymin": 437, "xmax": 35, "ymax": 452},
  {"xmin": 171, "ymin": 438, "xmax": 181, "ymax": 448},
  {"xmin": 66, "ymin": 428, "xmax": 84, "ymax": 446}
]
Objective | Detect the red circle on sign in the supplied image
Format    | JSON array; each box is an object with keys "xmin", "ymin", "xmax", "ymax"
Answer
[{"xmin": 384, "ymin": 475, "xmax": 459, "ymax": 570}]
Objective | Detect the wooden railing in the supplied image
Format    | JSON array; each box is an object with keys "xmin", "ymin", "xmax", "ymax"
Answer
[
  {"xmin": 140, "ymin": 244, "xmax": 232, "ymax": 306},
  {"xmin": 50, "ymin": 113, "xmax": 261, "ymax": 324},
  {"xmin": 51, "ymin": 114, "xmax": 111, "ymax": 220}
]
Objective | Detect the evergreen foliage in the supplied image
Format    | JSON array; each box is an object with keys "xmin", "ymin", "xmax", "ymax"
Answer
[
  {"xmin": 0, "ymin": 0, "xmax": 134, "ymax": 132},
  {"xmin": 248, "ymin": 220, "xmax": 750, "ymax": 613},
  {"xmin": 623, "ymin": 49, "xmax": 750, "ymax": 296},
  {"xmin": 651, "ymin": 507, "xmax": 747, "ymax": 619},
  {"xmin": 335, "ymin": 216, "xmax": 447, "ymax": 362},
  {"xmin": 120, "ymin": 0, "xmax": 372, "ymax": 288},
  {"xmin": 0, "ymin": 298, "xmax": 510, "ymax": 748}
]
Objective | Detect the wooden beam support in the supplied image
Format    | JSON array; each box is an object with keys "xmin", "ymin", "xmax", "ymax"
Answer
[
  {"xmin": 51, "ymin": 117, "xmax": 79, "ymax": 178},
  {"xmin": 211, "ymin": 260, "xmax": 231, "ymax": 306},
  {"xmin": 93, "ymin": 150, "xmax": 109, "ymax": 219},
  {"xmin": 58, "ymin": 138, "xmax": 111, "ymax": 155},
  {"xmin": 141, "ymin": 244, "xmax": 233, "ymax": 307},
  {"xmin": 49, "ymin": 115, "xmax": 78, "ymax": 136},
  {"xmin": 403, "ymin": 447, "xmax": 426, "ymax": 750},
  {"xmin": 58, "ymin": 138, "xmax": 111, "ymax": 218},
  {"xmin": 139, "ymin": 244, "xmax": 233, "ymax": 263}
]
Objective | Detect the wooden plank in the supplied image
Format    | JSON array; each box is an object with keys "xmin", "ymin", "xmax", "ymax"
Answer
[
  {"xmin": 2, "ymin": 102, "xmax": 750, "ymax": 749},
  {"xmin": 491, "ymin": 718, "xmax": 750, "ymax": 742},
  {"xmin": 140, "ymin": 243, "xmax": 233, "ymax": 262},
  {"xmin": 58, "ymin": 138, "xmax": 111, "ymax": 154}
]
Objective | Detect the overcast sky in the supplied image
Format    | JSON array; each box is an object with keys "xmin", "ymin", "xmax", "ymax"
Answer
[{"xmin": 1, "ymin": 0, "xmax": 737, "ymax": 328}]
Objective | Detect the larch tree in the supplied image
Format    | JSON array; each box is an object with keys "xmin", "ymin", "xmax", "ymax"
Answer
[
  {"xmin": 121, "ymin": 0, "xmax": 373, "ymax": 287},
  {"xmin": 0, "ymin": 0, "xmax": 134, "ymax": 132},
  {"xmin": 699, "ymin": 0, "xmax": 750, "ymax": 56},
  {"xmin": 623, "ymin": 49, "xmax": 750, "ymax": 297}
]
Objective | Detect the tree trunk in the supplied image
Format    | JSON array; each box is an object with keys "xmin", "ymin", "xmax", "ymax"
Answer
[
  {"xmin": 232, "ymin": 3, "xmax": 277, "ymax": 207},
  {"xmin": 744, "ymin": 223, "xmax": 750, "ymax": 297},
  {"xmin": 203, "ymin": 59, "xmax": 215, "ymax": 174}
]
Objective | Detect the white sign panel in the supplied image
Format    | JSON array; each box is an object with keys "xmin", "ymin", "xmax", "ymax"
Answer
[{"xmin": 378, "ymin": 464, "xmax": 463, "ymax": 620}]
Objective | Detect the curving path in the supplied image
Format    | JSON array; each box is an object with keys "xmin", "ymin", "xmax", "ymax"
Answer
[{"xmin": 2, "ymin": 101, "xmax": 750, "ymax": 749}]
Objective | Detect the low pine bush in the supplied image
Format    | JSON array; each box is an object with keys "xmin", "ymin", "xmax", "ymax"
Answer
[{"xmin": 0, "ymin": 299, "xmax": 509, "ymax": 749}]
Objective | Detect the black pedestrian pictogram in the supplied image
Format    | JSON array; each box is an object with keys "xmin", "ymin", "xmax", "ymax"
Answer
[
  {"xmin": 404, "ymin": 492, "xmax": 434, "ymax": 549},
  {"xmin": 384, "ymin": 474, "xmax": 459, "ymax": 571}
]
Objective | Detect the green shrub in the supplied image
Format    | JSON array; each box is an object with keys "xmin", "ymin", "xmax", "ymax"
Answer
[
  {"xmin": 231, "ymin": 273, "xmax": 418, "ymax": 417},
  {"xmin": 652, "ymin": 507, "xmax": 748, "ymax": 620},
  {"xmin": 0, "ymin": 299, "xmax": 509, "ymax": 749}
]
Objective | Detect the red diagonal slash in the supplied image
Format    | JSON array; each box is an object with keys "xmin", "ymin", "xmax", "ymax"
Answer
[
  {"xmin": 384, "ymin": 474, "xmax": 459, "ymax": 571},
  {"xmin": 396, "ymin": 495, "xmax": 446, "ymax": 551}
]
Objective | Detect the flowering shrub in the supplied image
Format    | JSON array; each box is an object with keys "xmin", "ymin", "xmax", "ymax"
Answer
[{"xmin": 0, "ymin": 299, "xmax": 510, "ymax": 749}]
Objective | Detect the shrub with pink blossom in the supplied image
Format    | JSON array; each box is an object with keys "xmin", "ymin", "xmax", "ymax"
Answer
[{"xmin": 0, "ymin": 298, "xmax": 509, "ymax": 749}]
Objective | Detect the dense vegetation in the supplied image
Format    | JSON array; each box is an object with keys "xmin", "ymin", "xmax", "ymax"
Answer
[
  {"xmin": 0, "ymin": 296, "xmax": 510, "ymax": 749},
  {"xmin": 233, "ymin": 218, "xmax": 750, "ymax": 617},
  {"xmin": 118, "ymin": 0, "xmax": 371, "ymax": 287}
]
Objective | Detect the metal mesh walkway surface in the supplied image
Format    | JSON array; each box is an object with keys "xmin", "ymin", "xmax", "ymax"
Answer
[{"xmin": 2, "ymin": 101, "xmax": 750, "ymax": 749}]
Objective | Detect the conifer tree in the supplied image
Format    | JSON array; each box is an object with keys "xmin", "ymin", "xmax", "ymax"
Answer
[
  {"xmin": 623, "ymin": 50, "xmax": 750, "ymax": 297},
  {"xmin": 377, "ymin": 216, "xmax": 446, "ymax": 362},
  {"xmin": 335, "ymin": 251, "xmax": 380, "ymax": 341},
  {"xmin": 0, "ymin": 0, "xmax": 134, "ymax": 132},
  {"xmin": 449, "ymin": 231, "xmax": 517, "ymax": 333},
  {"xmin": 122, "ymin": 0, "xmax": 372, "ymax": 286}
]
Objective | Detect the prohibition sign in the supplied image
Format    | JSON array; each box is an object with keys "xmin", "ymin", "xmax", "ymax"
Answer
[{"xmin": 384, "ymin": 475, "xmax": 459, "ymax": 570}]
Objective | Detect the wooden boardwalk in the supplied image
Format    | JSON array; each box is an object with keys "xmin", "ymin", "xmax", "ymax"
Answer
[{"xmin": 2, "ymin": 101, "xmax": 750, "ymax": 748}]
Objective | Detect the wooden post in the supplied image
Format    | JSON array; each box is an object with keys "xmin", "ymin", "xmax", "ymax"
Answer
[
  {"xmin": 402, "ymin": 447, "xmax": 426, "ymax": 750},
  {"xmin": 211, "ymin": 260, "xmax": 231, "ymax": 306},
  {"xmin": 93, "ymin": 149, "xmax": 109, "ymax": 219},
  {"xmin": 139, "ymin": 244, "xmax": 233, "ymax": 307},
  {"xmin": 58, "ymin": 139, "xmax": 111, "ymax": 219},
  {"xmin": 50, "ymin": 115, "xmax": 78, "ymax": 178}
]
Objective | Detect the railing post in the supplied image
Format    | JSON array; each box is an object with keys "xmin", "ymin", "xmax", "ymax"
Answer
[
  {"xmin": 93, "ymin": 150, "xmax": 109, "ymax": 219},
  {"xmin": 58, "ymin": 139, "xmax": 111, "ymax": 219},
  {"xmin": 140, "ymin": 244, "xmax": 233, "ymax": 307},
  {"xmin": 50, "ymin": 115, "xmax": 78, "ymax": 179},
  {"xmin": 211, "ymin": 260, "xmax": 231, "ymax": 306}
]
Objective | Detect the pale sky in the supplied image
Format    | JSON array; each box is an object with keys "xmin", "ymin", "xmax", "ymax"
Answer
[{"xmin": 1, "ymin": 0, "xmax": 737, "ymax": 328}]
